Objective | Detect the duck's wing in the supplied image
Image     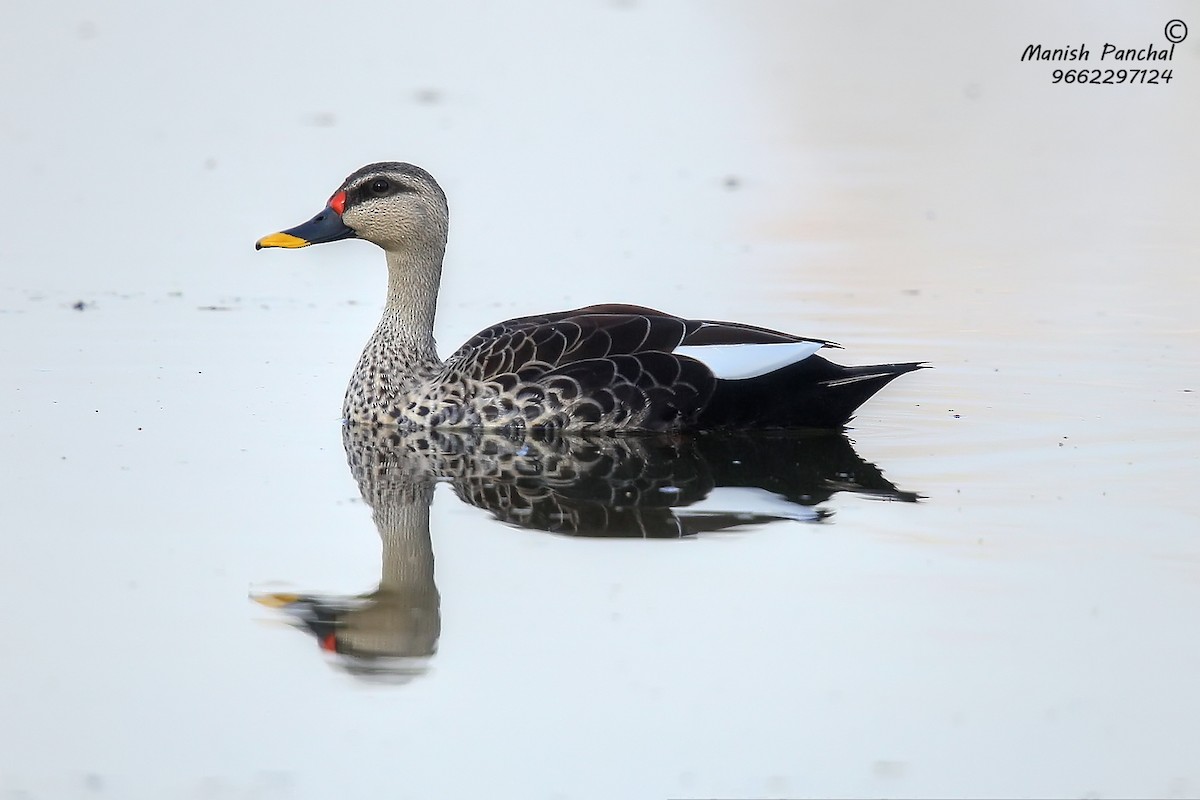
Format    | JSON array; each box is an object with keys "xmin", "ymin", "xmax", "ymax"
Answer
[
  {"xmin": 448, "ymin": 305, "xmax": 685, "ymax": 375},
  {"xmin": 444, "ymin": 304, "xmax": 854, "ymax": 430},
  {"xmin": 448, "ymin": 303, "xmax": 835, "ymax": 376},
  {"xmin": 443, "ymin": 305, "xmax": 714, "ymax": 428}
]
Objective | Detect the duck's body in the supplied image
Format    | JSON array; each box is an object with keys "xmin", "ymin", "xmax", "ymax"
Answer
[{"xmin": 258, "ymin": 162, "xmax": 921, "ymax": 432}]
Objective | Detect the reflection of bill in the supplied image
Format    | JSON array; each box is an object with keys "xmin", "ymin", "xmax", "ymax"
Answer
[{"xmin": 253, "ymin": 427, "xmax": 920, "ymax": 681}]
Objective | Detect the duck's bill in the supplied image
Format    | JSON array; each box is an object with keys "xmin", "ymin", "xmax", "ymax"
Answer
[
  {"xmin": 255, "ymin": 208, "xmax": 356, "ymax": 250},
  {"xmin": 251, "ymin": 592, "xmax": 302, "ymax": 608}
]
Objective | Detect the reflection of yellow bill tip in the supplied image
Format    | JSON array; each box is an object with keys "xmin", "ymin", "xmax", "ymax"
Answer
[
  {"xmin": 255, "ymin": 232, "xmax": 309, "ymax": 250},
  {"xmin": 251, "ymin": 592, "xmax": 302, "ymax": 608}
]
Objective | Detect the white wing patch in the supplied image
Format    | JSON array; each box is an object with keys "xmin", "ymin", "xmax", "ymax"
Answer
[
  {"xmin": 674, "ymin": 342, "xmax": 823, "ymax": 380},
  {"xmin": 674, "ymin": 487, "xmax": 823, "ymax": 523}
]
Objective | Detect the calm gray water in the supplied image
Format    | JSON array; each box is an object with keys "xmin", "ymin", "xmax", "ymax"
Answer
[{"xmin": 2, "ymin": 2, "xmax": 1198, "ymax": 798}]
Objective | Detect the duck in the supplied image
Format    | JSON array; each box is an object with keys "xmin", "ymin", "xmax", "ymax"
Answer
[{"xmin": 256, "ymin": 162, "xmax": 922, "ymax": 431}]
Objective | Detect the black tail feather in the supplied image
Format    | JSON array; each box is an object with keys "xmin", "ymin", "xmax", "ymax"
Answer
[{"xmin": 697, "ymin": 356, "xmax": 926, "ymax": 430}]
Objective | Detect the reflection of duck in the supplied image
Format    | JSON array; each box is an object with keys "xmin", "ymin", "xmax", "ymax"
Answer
[
  {"xmin": 354, "ymin": 427, "xmax": 919, "ymax": 537},
  {"xmin": 256, "ymin": 162, "xmax": 922, "ymax": 431},
  {"xmin": 254, "ymin": 463, "xmax": 440, "ymax": 683},
  {"xmin": 255, "ymin": 427, "xmax": 917, "ymax": 678}
]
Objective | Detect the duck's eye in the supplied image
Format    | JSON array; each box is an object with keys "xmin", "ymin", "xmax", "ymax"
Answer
[{"xmin": 369, "ymin": 178, "xmax": 391, "ymax": 195}]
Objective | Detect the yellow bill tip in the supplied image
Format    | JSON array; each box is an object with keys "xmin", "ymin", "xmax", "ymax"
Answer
[
  {"xmin": 251, "ymin": 592, "xmax": 302, "ymax": 608},
  {"xmin": 255, "ymin": 232, "xmax": 310, "ymax": 250}
]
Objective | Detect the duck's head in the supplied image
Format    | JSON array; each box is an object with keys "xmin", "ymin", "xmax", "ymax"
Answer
[{"xmin": 256, "ymin": 162, "xmax": 448, "ymax": 253}]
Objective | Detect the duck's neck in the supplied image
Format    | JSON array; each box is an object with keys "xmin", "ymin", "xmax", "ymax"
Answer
[
  {"xmin": 375, "ymin": 247, "xmax": 442, "ymax": 366},
  {"xmin": 345, "ymin": 238, "xmax": 448, "ymax": 420},
  {"xmin": 349, "ymin": 245, "xmax": 443, "ymax": 404}
]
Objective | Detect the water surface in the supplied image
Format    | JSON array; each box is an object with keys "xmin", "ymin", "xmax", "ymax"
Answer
[{"xmin": 2, "ymin": 2, "xmax": 1198, "ymax": 798}]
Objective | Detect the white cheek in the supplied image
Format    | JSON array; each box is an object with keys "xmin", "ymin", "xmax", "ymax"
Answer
[{"xmin": 674, "ymin": 342, "xmax": 824, "ymax": 380}]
